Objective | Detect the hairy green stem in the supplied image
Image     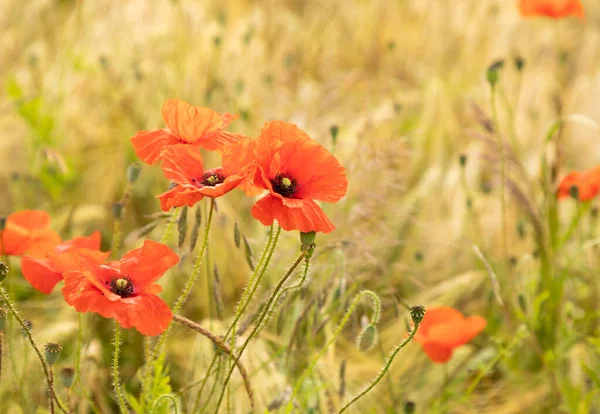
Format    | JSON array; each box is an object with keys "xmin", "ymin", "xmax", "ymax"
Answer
[
  {"xmin": 152, "ymin": 395, "xmax": 178, "ymax": 414},
  {"xmin": 0, "ymin": 283, "xmax": 67, "ymax": 413},
  {"xmin": 285, "ymin": 290, "xmax": 381, "ymax": 413},
  {"xmin": 160, "ymin": 208, "xmax": 180, "ymax": 244},
  {"xmin": 339, "ymin": 321, "xmax": 421, "ymax": 413},
  {"xmin": 213, "ymin": 251, "xmax": 308, "ymax": 412},
  {"xmin": 112, "ymin": 322, "xmax": 128, "ymax": 413}
]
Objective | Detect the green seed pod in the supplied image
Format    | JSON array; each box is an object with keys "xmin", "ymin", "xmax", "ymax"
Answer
[
  {"xmin": 111, "ymin": 202, "xmax": 124, "ymax": 220},
  {"xmin": 44, "ymin": 342, "xmax": 62, "ymax": 365},
  {"xmin": 300, "ymin": 231, "xmax": 316, "ymax": 247},
  {"xmin": 127, "ymin": 163, "xmax": 141, "ymax": 184},
  {"xmin": 59, "ymin": 367, "xmax": 76, "ymax": 388},
  {"xmin": 357, "ymin": 324, "xmax": 379, "ymax": 352},
  {"xmin": 486, "ymin": 59, "xmax": 504, "ymax": 87},
  {"xmin": 410, "ymin": 305, "xmax": 426, "ymax": 325},
  {"xmin": 404, "ymin": 401, "xmax": 416, "ymax": 414}
]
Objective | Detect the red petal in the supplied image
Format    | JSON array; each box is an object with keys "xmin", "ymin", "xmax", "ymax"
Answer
[
  {"xmin": 251, "ymin": 195, "xmax": 336, "ymax": 233},
  {"xmin": 21, "ymin": 256, "xmax": 62, "ymax": 294},
  {"xmin": 115, "ymin": 293, "xmax": 173, "ymax": 336},
  {"xmin": 7, "ymin": 210, "xmax": 51, "ymax": 230},
  {"xmin": 62, "ymin": 270, "xmax": 123, "ymax": 318},
  {"xmin": 56, "ymin": 231, "xmax": 102, "ymax": 253},
  {"xmin": 417, "ymin": 307, "xmax": 464, "ymax": 339},
  {"xmin": 161, "ymin": 99, "xmax": 226, "ymax": 144},
  {"xmin": 119, "ymin": 240, "xmax": 179, "ymax": 290},
  {"xmin": 157, "ymin": 186, "xmax": 205, "ymax": 211},
  {"xmin": 160, "ymin": 144, "xmax": 205, "ymax": 185},
  {"xmin": 131, "ymin": 129, "xmax": 180, "ymax": 164},
  {"xmin": 421, "ymin": 342, "xmax": 454, "ymax": 363}
]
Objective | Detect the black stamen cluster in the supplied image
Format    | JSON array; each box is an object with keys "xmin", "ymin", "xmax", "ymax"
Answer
[
  {"xmin": 200, "ymin": 171, "xmax": 226, "ymax": 187},
  {"xmin": 108, "ymin": 276, "xmax": 134, "ymax": 298},
  {"xmin": 271, "ymin": 173, "xmax": 299, "ymax": 198}
]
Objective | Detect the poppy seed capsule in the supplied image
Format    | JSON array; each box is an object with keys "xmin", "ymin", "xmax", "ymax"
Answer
[
  {"xmin": 44, "ymin": 342, "xmax": 62, "ymax": 365},
  {"xmin": 59, "ymin": 367, "xmax": 76, "ymax": 388},
  {"xmin": 300, "ymin": 231, "xmax": 316, "ymax": 247},
  {"xmin": 112, "ymin": 202, "xmax": 124, "ymax": 220},
  {"xmin": 410, "ymin": 305, "xmax": 426, "ymax": 325},
  {"xmin": 569, "ymin": 185, "xmax": 579, "ymax": 200},
  {"xmin": 127, "ymin": 163, "xmax": 142, "ymax": 184}
]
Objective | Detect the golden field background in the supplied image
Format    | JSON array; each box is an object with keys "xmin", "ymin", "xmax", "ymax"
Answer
[{"xmin": 0, "ymin": 0, "xmax": 599, "ymax": 413}]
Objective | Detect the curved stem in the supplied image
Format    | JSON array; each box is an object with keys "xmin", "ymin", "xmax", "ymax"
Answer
[
  {"xmin": 112, "ymin": 322, "xmax": 128, "ymax": 413},
  {"xmin": 0, "ymin": 283, "xmax": 67, "ymax": 413},
  {"xmin": 285, "ymin": 290, "xmax": 381, "ymax": 413},
  {"xmin": 213, "ymin": 251, "xmax": 307, "ymax": 413},
  {"xmin": 172, "ymin": 314, "xmax": 254, "ymax": 409},
  {"xmin": 160, "ymin": 208, "xmax": 180, "ymax": 244},
  {"xmin": 338, "ymin": 321, "xmax": 421, "ymax": 413}
]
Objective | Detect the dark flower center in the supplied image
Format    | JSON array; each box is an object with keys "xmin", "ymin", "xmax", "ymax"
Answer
[
  {"xmin": 191, "ymin": 171, "xmax": 226, "ymax": 187},
  {"xmin": 271, "ymin": 173, "xmax": 299, "ymax": 198},
  {"xmin": 108, "ymin": 276, "xmax": 134, "ymax": 298}
]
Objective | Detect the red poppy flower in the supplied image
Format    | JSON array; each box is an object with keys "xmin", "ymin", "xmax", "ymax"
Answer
[
  {"xmin": 0, "ymin": 210, "xmax": 61, "ymax": 257},
  {"xmin": 61, "ymin": 240, "xmax": 179, "ymax": 336},
  {"xmin": 21, "ymin": 231, "xmax": 109, "ymax": 294},
  {"xmin": 249, "ymin": 121, "xmax": 348, "ymax": 233},
  {"xmin": 519, "ymin": 0, "xmax": 584, "ymax": 18},
  {"xmin": 131, "ymin": 99, "xmax": 242, "ymax": 164},
  {"xmin": 157, "ymin": 140, "xmax": 261, "ymax": 211},
  {"xmin": 557, "ymin": 166, "xmax": 600, "ymax": 201},
  {"xmin": 414, "ymin": 307, "xmax": 486, "ymax": 363}
]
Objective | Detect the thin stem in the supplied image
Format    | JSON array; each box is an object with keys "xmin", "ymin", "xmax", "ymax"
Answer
[
  {"xmin": 112, "ymin": 322, "xmax": 128, "ymax": 413},
  {"xmin": 339, "ymin": 322, "xmax": 421, "ymax": 413},
  {"xmin": 111, "ymin": 219, "xmax": 121, "ymax": 260},
  {"xmin": 172, "ymin": 314, "xmax": 255, "ymax": 409},
  {"xmin": 49, "ymin": 367, "xmax": 55, "ymax": 414},
  {"xmin": 160, "ymin": 208, "xmax": 180, "ymax": 244},
  {"xmin": 491, "ymin": 85, "xmax": 509, "ymax": 261},
  {"xmin": 0, "ymin": 282, "xmax": 67, "ymax": 413},
  {"xmin": 213, "ymin": 251, "xmax": 308, "ymax": 413},
  {"xmin": 559, "ymin": 201, "xmax": 590, "ymax": 247},
  {"xmin": 75, "ymin": 313, "xmax": 83, "ymax": 386},
  {"xmin": 285, "ymin": 290, "xmax": 381, "ymax": 413}
]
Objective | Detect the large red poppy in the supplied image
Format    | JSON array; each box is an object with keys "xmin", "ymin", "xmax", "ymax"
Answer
[
  {"xmin": 414, "ymin": 307, "xmax": 486, "ymax": 363},
  {"xmin": 21, "ymin": 231, "xmax": 109, "ymax": 294},
  {"xmin": 0, "ymin": 210, "xmax": 61, "ymax": 257},
  {"xmin": 557, "ymin": 166, "xmax": 600, "ymax": 202},
  {"xmin": 60, "ymin": 240, "xmax": 179, "ymax": 336},
  {"xmin": 519, "ymin": 0, "xmax": 584, "ymax": 18},
  {"xmin": 249, "ymin": 121, "xmax": 348, "ymax": 233},
  {"xmin": 156, "ymin": 139, "xmax": 261, "ymax": 211},
  {"xmin": 131, "ymin": 99, "xmax": 242, "ymax": 164}
]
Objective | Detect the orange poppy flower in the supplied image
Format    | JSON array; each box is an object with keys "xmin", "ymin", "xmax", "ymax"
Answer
[
  {"xmin": 519, "ymin": 0, "xmax": 584, "ymax": 18},
  {"xmin": 61, "ymin": 240, "xmax": 179, "ymax": 336},
  {"xmin": 21, "ymin": 231, "xmax": 109, "ymax": 294},
  {"xmin": 131, "ymin": 98, "xmax": 242, "ymax": 164},
  {"xmin": 414, "ymin": 307, "xmax": 486, "ymax": 363},
  {"xmin": 0, "ymin": 210, "xmax": 61, "ymax": 257},
  {"xmin": 557, "ymin": 166, "xmax": 600, "ymax": 201},
  {"xmin": 156, "ymin": 140, "xmax": 261, "ymax": 211},
  {"xmin": 249, "ymin": 121, "xmax": 348, "ymax": 233}
]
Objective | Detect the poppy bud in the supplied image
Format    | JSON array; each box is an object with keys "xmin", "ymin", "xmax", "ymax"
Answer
[
  {"xmin": 233, "ymin": 223, "xmax": 241, "ymax": 249},
  {"xmin": 20, "ymin": 319, "xmax": 32, "ymax": 337},
  {"xmin": 112, "ymin": 202, "xmax": 124, "ymax": 220},
  {"xmin": 0, "ymin": 308, "xmax": 6, "ymax": 330},
  {"xmin": 330, "ymin": 125, "xmax": 339, "ymax": 149},
  {"xmin": 404, "ymin": 401, "xmax": 416, "ymax": 414},
  {"xmin": 410, "ymin": 305, "xmax": 426, "ymax": 325},
  {"xmin": 44, "ymin": 342, "xmax": 62, "ymax": 365},
  {"xmin": 59, "ymin": 367, "xmax": 76, "ymax": 388},
  {"xmin": 0, "ymin": 216, "xmax": 6, "ymax": 231},
  {"xmin": 127, "ymin": 163, "xmax": 141, "ymax": 184},
  {"xmin": 414, "ymin": 251, "xmax": 424, "ymax": 262},
  {"xmin": 357, "ymin": 323, "xmax": 379, "ymax": 352},
  {"xmin": 0, "ymin": 262, "xmax": 8, "ymax": 282},
  {"xmin": 569, "ymin": 185, "xmax": 579, "ymax": 200},
  {"xmin": 459, "ymin": 153, "xmax": 468, "ymax": 167},
  {"xmin": 514, "ymin": 56, "xmax": 525, "ymax": 72},
  {"xmin": 486, "ymin": 59, "xmax": 504, "ymax": 87}
]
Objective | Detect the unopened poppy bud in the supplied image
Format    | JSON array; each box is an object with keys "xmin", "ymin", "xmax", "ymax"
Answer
[
  {"xmin": 459, "ymin": 153, "xmax": 468, "ymax": 167},
  {"xmin": 569, "ymin": 185, "xmax": 579, "ymax": 200},
  {"xmin": 486, "ymin": 59, "xmax": 504, "ymax": 87},
  {"xmin": 404, "ymin": 401, "xmax": 416, "ymax": 414},
  {"xmin": 357, "ymin": 324, "xmax": 379, "ymax": 352},
  {"xmin": 127, "ymin": 163, "xmax": 141, "ymax": 184},
  {"xmin": 0, "ymin": 262, "xmax": 8, "ymax": 282},
  {"xmin": 112, "ymin": 202, "xmax": 124, "ymax": 220},
  {"xmin": 0, "ymin": 308, "xmax": 6, "ymax": 330},
  {"xmin": 410, "ymin": 305, "xmax": 426, "ymax": 325},
  {"xmin": 20, "ymin": 319, "xmax": 32, "ymax": 337},
  {"xmin": 44, "ymin": 342, "xmax": 62, "ymax": 365},
  {"xmin": 233, "ymin": 223, "xmax": 241, "ymax": 248},
  {"xmin": 514, "ymin": 56, "xmax": 525, "ymax": 72},
  {"xmin": 59, "ymin": 367, "xmax": 76, "ymax": 388},
  {"xmin": 0, "ymin": 216, "xmax": 6, "ymax": 231}
]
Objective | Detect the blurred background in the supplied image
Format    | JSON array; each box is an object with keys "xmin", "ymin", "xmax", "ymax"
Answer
[{"xmin": 0, "ymin": 0, "xmax": 599, "ymax": 413}]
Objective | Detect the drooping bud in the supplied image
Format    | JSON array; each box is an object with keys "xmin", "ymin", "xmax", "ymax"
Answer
[
  {"xmin": 111, "ymin": 202, "xmax": 124, "ymax": 220},
  {"xmin": 410, "ymin": 305, "xmax": 426, "ymax": 325},
  {"xmin": 44, "ymin": 342, "xmax": 62, "ymax": 365},
  {"xmin": 486, "ymin": 59, "xmax": 504, "ymax": 88},
  {"xmin": 330, "ymin": 124, "xmax": 339, "ymax": 150},
  {"xmin": 59, "ymin": 367, "xmax": 76, "ymax": 388},
  {"xmin": 357, "ymin": 324, "xmax": 379, "ymax": 352},
  {"xmin": 233, "ymin": 223, "xmax": 241, "ymax": 249},
  {"xmin": 127, "ymin": 163, "xmax": 142, "ymax": 184}
]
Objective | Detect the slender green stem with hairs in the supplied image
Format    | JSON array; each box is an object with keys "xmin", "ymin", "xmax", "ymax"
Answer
[
  {"xmin": 143, "ymin": 199, "xmax": 214, "ymax": 407},
  {"xmin": 75, "ymin": 313, "xmax": 82, "ymax": 385},
  {"xmin": 191, "ymin": 225, "xmax": 279, "ymax": 412},
  {"xmin": 0, "ymin": 283, "xmax": 67, "ymax": 413},
  {"xmin": 285, "ymin": 290, "xmax": 381, "ymax": 413},
  {"xmin": 213, "ymin": 250, "xmax": 308, "ymax": 413},
  {"xmin": 111, "ymin": 219, "xmax": 121, "ymax": 259},
  {"xmin": 339, "ymin": 321, "xmax": 421, "ymax": 413},
  {"xmin": 160, "ymin": 208, "xmax": 180, "ymax": 244},
  {"xmin": 112, "ymin": 322, "xmax": 128, "ymax": 413}
]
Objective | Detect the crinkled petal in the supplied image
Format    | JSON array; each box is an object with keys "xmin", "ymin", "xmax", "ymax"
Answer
[
  {"xmin": 161, "ymin": 99, "xmax": 226, "ymax": 144},
  {"xmin": 160, "ymin": 144, "xmax": 204, "ymax": 185},
  {"xmin": 157, "ymin": 186, "xmax": 205, "ymax": 211},
  {"xmin": 119, "ymin": 240, "xmax": 179, "ymax": 291},
  {"xmin": 7, "ymin": 210, "xmax": 51, "ymax": 230},
  {"xmin": 251, "ymin": 195, "xmax": 335, "ymax": 233},
  {"xmin": 25, "ymin": 229, "xmax": 62, "ymax": 257},
  {"xmin": 56, "ymin": 231, "xmax": 102, "ymax": 253},
  {"xmin": 131, "ymin": 129, "xmax": 180, "ymax": 164},
  {"xmin": 62, "ymin": 271, "xmax": 123, "ymax": 318},
  {"xmin": 21, "ymin": 256, "xmax": 62, "ymax": 294},
  {"xmin": 116, "ymin": 293, "xmax": 173, "ymax": 336}
]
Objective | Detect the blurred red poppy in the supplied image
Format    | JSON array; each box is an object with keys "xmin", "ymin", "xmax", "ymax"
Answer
[
  {"xmin": 519, "ymin": 0, "xmax": 584, "ymax": 18},
  {"xmin": 0, "ymin": 210, "xmax": 61, "ymax": 257},
  {"xmin": 557, "ymin": 166, "xmax": 600, "ymax": 201},
  {"xmin": 61, "ymin": 240, "xmax": 179, "ymax": 336},
  {"xmin": 131, "ymin": 98, "xmax": 242, "ymax": 164},
  {"xmin": 249, "ymin": 121, "xmax": 348, "ymax": 233},
  {"xmin": 414, "ymin": 307, "xmax": 486, "ymax": 363},
  {"xmin": 21, "ymin": 231, "xmax": 109, "ymax": 294}
]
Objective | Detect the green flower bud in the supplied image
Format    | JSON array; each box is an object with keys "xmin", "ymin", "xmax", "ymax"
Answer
[
  {"xmin": 404, "ymin": 401, "xmax": 416, "ymax": 414},
  {"xmin": 486, "ymin": 59, "xmax": 504, "ymax": 87},
  {"xmin": 410, "ymin": 305, "xmax": 426, "ymax": 325},
  {"xmin": 127, "ymin": 163, "xmax": 142, "ymax": 184},
  {"xmin": 514, "ymin": 55, "xmax": 525, "ymax": 72},
  {"xmin": 569, "ymin": 185, "xmax": 579, "ymax": 201},
  {"xmin": 357, "ymin": 324, "xmax": 379, "ymax": 352}
]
